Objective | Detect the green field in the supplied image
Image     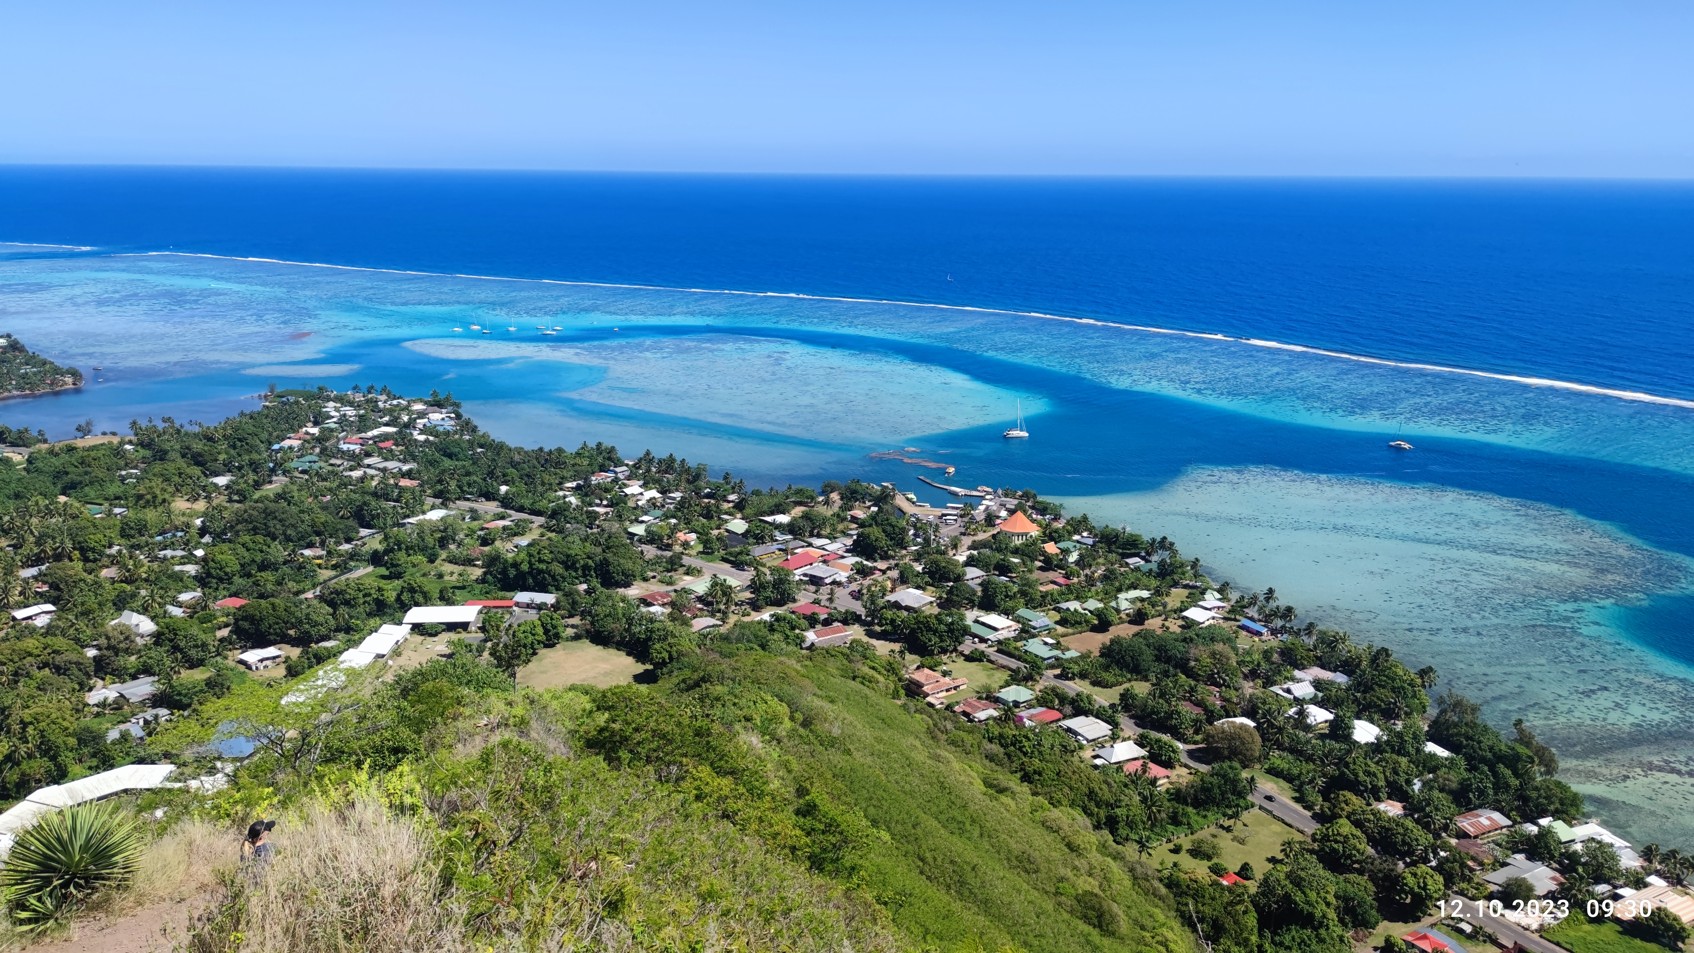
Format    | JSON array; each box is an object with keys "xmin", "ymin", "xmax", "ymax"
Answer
[
  {"xmin": 1161, "ymin": 808, "xmax": 1296, "ymax": 881},
  {"xmin": 1546, "ymin": 916, "xmax": 1674, "ymax": 953},
  {"xmin": 517, "ymin": 640, "xmax": 649, "ymax": 690},
  {"xmin": 945, "ymin": 659, "xmax": 1009, "ymax": 695},
  {"xmin": 1078, "ymin": 679, "xmax": 1127, "ymax": 704}
]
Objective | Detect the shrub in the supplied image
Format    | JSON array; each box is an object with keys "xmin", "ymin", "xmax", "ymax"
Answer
[
  {"xmin": 0, "ymin": 803, "xmax": 142, "ymax": 931},
  {"xmin": 1207, "ymin": 861, "xmax": 1229, "ymax": 877},
  {"xmin": 1187, "ymin": 836, "xmax": 1221, "ymax": 861}
]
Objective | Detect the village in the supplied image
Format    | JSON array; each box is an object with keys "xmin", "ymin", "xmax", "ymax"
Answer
[{"xmin": 0, "ymin": 386, "xmax": 1687, "ymax": 953}]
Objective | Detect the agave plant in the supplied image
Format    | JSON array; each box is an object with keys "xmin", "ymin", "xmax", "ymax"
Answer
[{"xmin": 0, "ymin": 803, "xmax": 142, "ymax": 931}]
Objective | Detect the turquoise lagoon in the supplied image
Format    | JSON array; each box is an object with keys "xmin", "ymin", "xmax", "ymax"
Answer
[{"xmin": 4, "ymin": 250, "xmax": 1694, "ymax": 847}]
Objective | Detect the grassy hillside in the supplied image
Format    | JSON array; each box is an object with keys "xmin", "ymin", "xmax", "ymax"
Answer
[
  {"xmin": 126, "ymin": 644, "xmax": 1190, "ymax": 952},
  {"xmin": 649, "ymin": 649, "xmax": 1194, "ymax": 953}
]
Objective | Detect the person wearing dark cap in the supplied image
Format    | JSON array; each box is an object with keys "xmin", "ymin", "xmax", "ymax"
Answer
[{"xmin": 242, "ymin": 819, "xmax": 275, "ymax": 866}]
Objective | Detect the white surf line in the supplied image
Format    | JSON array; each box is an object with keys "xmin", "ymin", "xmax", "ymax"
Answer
[
  {"xmin": 117, "ymin": 250, "xmax": 1694, "ymax": 412},
  {"xmin": 0, "ymin": 241, "xmax": 96, "ymax": 251}
]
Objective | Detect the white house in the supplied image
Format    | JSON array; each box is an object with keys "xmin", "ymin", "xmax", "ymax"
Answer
[
  {"xmin": 885, "ymin": 588, "xmax": 936, "ymax": 611},
  {"xmin": 1295, "ymin": 704, "xmax": 1335, "ymax": 726},
  {"xmin": 1091, "ymin": 740, "xmax": 1149, "ymax": 765},
  {"xmin": 1059, "ymin": 716, "xmax": 1114, "ymax": 744},
  {"xmin": 513, "ymin": 591, "xmax": 557, "ymax": 610},
  {"xmin": 236, "ymin": 647, "xmax": 285, "ymax": 671},
  {"xmin": 355, "ymin": 624, "xmax": 411, "ymax": 658},
  {"xmin": 402, "ymin": 605, "xmax": 481, "ymax": 629},
  {"xmin": 796, "ymin": 563, "xmax": 849, "ymax": 586},
  {"xmin": 968, "ymin": 612, "xmax": 1021, "ymax": 642},
  {"xmin": 1180, "ymin": 606, "xmax": 1217, "ymax": 625},
  {"xmin": 1351, "ymin": 719, "xmax": 1382, "ymax": 744},
  {"xmin": 10, "ymin": 603, "xmax": 57, "ymax": 625},
  {"xmin": 110, "ymin": 610, "xmax": 159, "ymax": 639}
]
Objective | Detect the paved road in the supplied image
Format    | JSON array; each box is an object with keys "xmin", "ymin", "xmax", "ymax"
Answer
[
  {"xmin": 303, "ymin": 564, "xmax": 373, "ymax": 598},
  {"xmin": 1446, "ymin": 898, "xmax": 1565, "ymax": 953}
]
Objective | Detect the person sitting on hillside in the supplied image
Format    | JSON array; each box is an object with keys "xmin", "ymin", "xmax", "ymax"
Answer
[{"xmin": 241, "ymin": 819, "xmax": 276, "ymax": 868}]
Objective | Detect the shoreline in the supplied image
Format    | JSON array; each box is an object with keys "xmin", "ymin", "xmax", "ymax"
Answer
[{"xmin": 0, "ymin": 382, "xmax": 83, "ymax": 402}]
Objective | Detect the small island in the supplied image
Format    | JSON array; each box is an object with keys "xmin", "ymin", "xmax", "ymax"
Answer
[{"xmin": 0, "ymin": 333, "xmax": 82, "ymax": 400}]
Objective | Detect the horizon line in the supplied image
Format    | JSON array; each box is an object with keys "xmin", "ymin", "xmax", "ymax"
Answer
[{"xmin": 1, "ymin": 160, "xmax": 1692, "ymax": 183}]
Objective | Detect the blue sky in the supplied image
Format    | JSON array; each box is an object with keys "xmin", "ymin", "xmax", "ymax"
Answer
[{"xmin": 3, "ymin": 1, "xmax": 1689, "ymax": 176}]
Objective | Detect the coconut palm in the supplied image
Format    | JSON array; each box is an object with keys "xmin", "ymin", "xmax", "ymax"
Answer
[
  {"xmin": 1663, "ymin": 848, "xmax": 1685, "ymax": 884},
  {"xmin": 0, "ymin": 803, "xmax": 142, "ymax": 931}
]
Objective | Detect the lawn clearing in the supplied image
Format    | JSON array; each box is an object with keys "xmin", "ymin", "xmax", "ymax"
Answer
[
  {"xmin": 1162, "ymin": 808, "xmax": 1297, "ymax": 882},
  {"xmin": 518, "ymin": 640, "xmax": 649, "ymax": 690},
  {"xmin": 946, "ymin": 660, "xmax": 1009, "ymax": 695},
  {"xmin": 1077, "ymin": 680, "xmax": 1126, "ymax": 704},
  {"xmin": 1545, "ymin": 916, "xmax": 1669, "ymax": 953}
]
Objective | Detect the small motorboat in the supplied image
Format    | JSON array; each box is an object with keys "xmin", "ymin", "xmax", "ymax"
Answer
[{"xmin": 1388, "ymin": 440, "xmax": 1414, "ymax": 451}]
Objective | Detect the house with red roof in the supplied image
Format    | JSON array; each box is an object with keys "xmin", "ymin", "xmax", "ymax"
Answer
[
  {"xmin": 464, "ymin": 599, "xmax": 515, "ymax": 608},
  {"xmin": 905, "ymin": 667, "xmax": 967, "ymax": 704},
  {"xmin": 790, "ymin": 602, "xmax": 830, "ymax": 618},
  {"xmin": 1218, "ymin": 872, "xmax": 1245, "ymax": 886},
  {"xmin": 1014, "ymin": 707, "xmax": 1064, "ymax": 727},
  {"xmin": 1454, "ymin": 809, "xmax": 1512, "ymax": 839},
  {"xmin": 953, "ymin": 698, "xmax": 1000, "ymax": 723},
  {"xmin": 1402, "ymin": 931, "xmax": 1458, "ymax": 953},
  {"xmin": 996, "ymin": 511, "xmax": 1039, "ymax": 541},
  {"xmin": 214, "ymin": 597, "xmax": 248, "ymax": 610},
  {"xmin": 1120, "ymin": 759, "xmax": 1172, "ymax": 786},
  {"xmin": 638, "ymin": 591, "xmax": 673, "ymax": 606},
  {"xmin": 779, "ymin": 552, "xmax": 822, "ymax": 572}
]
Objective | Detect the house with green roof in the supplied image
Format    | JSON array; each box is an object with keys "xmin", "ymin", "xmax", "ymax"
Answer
[
  {"xmin": 1112, "ymin": 590, "xmax": 1151, "ymax": 612},
  {"xmin": 1014, "ymin": 607, "xmax": 1055, "ymax": 633},
  {"xmin": 994, "ymin": 685, "xmax": 1037, "ymax": 707},
  {"xmin": 1020, "ymin": 638, "xmax": 1079, "ymax": 663}
]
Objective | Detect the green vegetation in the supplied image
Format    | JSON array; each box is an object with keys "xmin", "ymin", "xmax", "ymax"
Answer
[
  {"xmin": 1547, "ymin": 915, "xmax": 1682, "ymax": 953},
  {"xmin": 143, "ymin": 644, "xmax": 1190, "ymax": 951},
  {"xmin": 1164, "ymin": 811, "xmax": 1288, "ymax": 881},
  {"xmin": 0, "ymin": 802, "xmax": 141, "ymax": 931},
  {"xmin": 0, "ymin": 334, "xmax": 80, "ymax": 401},
  {"xmin": 0, "ymin": 384, "xmax": 1676, "ymax": 953}
]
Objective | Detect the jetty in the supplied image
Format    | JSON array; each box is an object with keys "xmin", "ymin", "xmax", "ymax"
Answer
[{"xmin": 917, "ymin": 475, "xmax": 990, "ymax": 498}]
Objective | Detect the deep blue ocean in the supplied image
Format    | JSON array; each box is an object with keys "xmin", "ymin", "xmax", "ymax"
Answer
[
  {"xmin": 2, "ymin": 166, "xmax": 1693, "ymax": 844},
  {"xmin": 3, "ymin": 166, "xmax": 1691, "ymax": 398}
]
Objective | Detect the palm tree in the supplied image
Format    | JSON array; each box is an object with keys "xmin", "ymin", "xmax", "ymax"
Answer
[{"xmin": 1662, "ymin": 848, "xmax": 1684, "ymax": 884}]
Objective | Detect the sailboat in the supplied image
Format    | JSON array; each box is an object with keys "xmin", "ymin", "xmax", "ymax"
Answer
[{"xmin": 1003, "ymin": 401, "xmax": 1029, "ymax": 439}]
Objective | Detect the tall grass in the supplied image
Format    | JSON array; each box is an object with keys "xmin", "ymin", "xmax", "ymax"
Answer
[
  {"xmin": 128, "ymin": 817, "xmax": 232, "ymax": 908},
  {"xmin": 186, "ymin": 798, "xmax": 466, "ymax": 953}
]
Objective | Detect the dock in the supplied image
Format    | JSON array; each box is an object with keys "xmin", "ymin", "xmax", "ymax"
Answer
[{"xmin": 917, "ymin": 475, "xmax": 990, "ymax": 498}]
